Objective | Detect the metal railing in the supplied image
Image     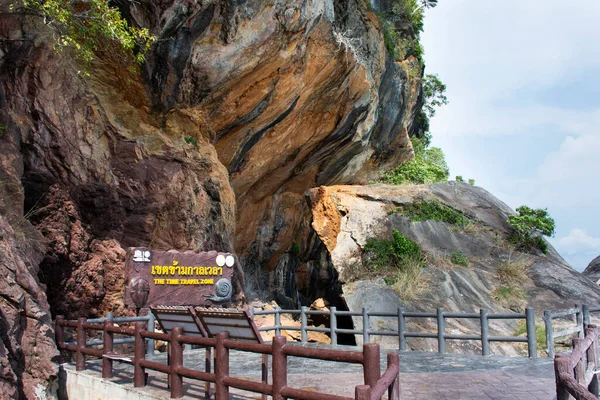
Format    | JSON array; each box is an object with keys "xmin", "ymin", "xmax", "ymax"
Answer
[
  {"xmin": 60, "ymin": 313, "xmax": 155, "ymax": 357},
  {"xmin": 554, "ymin": 324, "xmax": 600, "ymax": 400},
  {"xmin": 542, "ymin": 304, "xmax": 600, "ymax": 358},
  {"xmin": 54, "ymin": 317, "xmax": 400, "ymax": 400},
  {"xmin": 252, "ymin": 306, "xmax": 538, "ymax": 358}
]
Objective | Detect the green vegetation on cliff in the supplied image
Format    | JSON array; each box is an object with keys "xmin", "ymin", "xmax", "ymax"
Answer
[
  {"xmin": 379, "ymin": 0, "xmax": 438, "ymax": 64},
  {"xmin": 380, "ymin": 147, "xmax": 449, "ymax": 184},
  {"xmin": 507, "ymin": 206, "xmax": 555, "ymax": 254},
  {"xmin": 363, "ymin": 230, "xmax": 427, "ymax": 301},
  {"xmin": 391, "ymin": 200, "xmax": 466, "ymax": 226},
  {"xmin": 8, "ymin": 0, "xmax": 154, "ymax": 67}
]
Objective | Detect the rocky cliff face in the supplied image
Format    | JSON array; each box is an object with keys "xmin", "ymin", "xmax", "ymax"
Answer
[
  {"xmin": 583, "ymin": 256, "xmax": 600, "ymax": 284},
  {"xmin": 127, "ymin": 0, "xmax": 422, "ymax": 280},
  {"xmin": 1, "ymin": 0, "xmax": 421, "ymax": 396},
  {"xmin": 0, "ymin": 113, "xmax": 59, "ymax": 399},
  {"xmin": 302, "ymin": 183, "xmax": 600, "ymax": 352}
]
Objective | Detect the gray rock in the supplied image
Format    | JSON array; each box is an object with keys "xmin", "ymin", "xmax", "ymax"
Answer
[
  {"xmin": 583, "ymin": 255, "xmax": 600, "ymax": 283},
  {"xmin": 306, "ymin": 182, "xmax": 600, "ymax": 354}
]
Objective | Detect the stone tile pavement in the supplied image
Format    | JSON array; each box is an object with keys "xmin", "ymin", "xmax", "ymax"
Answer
[{"xmin": 73, "ymin": 346, "xmax": 558, "ymax": 399}]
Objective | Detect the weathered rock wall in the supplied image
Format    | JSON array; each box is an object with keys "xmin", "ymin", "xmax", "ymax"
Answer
[
  {"xmin": 126, "ymin": 0, "xmax": 422, "ymax": 282},
  {"xmin": 0, "ymin": 12, "xmax": 237, "ymax": 397},
  {"xmin": 0, "ymin": 97, "xmax": 58, "ymax": 399}
]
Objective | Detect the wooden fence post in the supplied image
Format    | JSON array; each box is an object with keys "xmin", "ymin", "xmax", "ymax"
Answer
[
  {"xmin": 356, "ymin": 385, "xmax": 371, "ymax": 400},
  {"xmin": 583, "ymin": 305, "xmax": 591, "ymax": 328},
  {"xmin": 55, "ymin": 316, "xmax": 64, "ymax": 346},
  {"xmin": 76, "ymin": 317, "xmax": 86, "ymax": 371},
  {"xmin": 170, "ymin": 326, "xmax": 184, "ymax": 398},
  {"xmin": 554, "ymin": 355, "xmax": 572, "ymax": 400},
  {"xmin": 576, "ymin": 304, "xmax": 584, "ymax": 339},
  {"xmin": 363, "ymin": 343, "xmax": 380, "ymax": 389},
  {"xmin": 133, "ymin": 321, "xmax": 146, "ymax": 388},
  {"xmin": 388, "ymin": 352, "xmax": 400, "ymax": 400},
  {"xmin": 272, "ymin": 336, "xmax": 287, "ymax": 400},
  {"xmin": 54, "ymin": 316, "xmax": 64, "ymax": 364},
  {"xmin": 586, "ymin": 327, "xmax": 599, "ymax": 396},
  {"xmin": 102, "ymin": 319, "xmax": 114, "ymax": 379},
  {"xmin": 572, "ymin": 338, "xmax": 586, "ymax": 387},
  {"xmin": 215, "ymin": 332, "xmax": 230, "ymax": 400}
]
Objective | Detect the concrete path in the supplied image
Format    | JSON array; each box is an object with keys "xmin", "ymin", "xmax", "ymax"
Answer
[{"xmin": 71, "ymin": 346, "xmax": 557, "ymax": 399}]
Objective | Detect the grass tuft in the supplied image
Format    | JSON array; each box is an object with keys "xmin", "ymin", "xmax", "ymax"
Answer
[{"xmin": 449, "ymin": 252, "xmax": 469, "ymax": 267}]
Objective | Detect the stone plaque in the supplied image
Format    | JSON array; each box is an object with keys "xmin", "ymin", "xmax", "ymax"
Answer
[{"xmin": 124, "ymin": 248, "xmax": 235, "ymax": 308}]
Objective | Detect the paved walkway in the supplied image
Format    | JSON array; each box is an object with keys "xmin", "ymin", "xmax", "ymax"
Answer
[{"xmin": 75, "ymin": 345, "xmax": 557, "ymax": 399}]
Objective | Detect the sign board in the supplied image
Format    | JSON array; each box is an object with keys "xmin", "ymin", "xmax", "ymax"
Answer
[{"xmin": 124, "ymin": 248, "xmax": 235, "ymax": 308}]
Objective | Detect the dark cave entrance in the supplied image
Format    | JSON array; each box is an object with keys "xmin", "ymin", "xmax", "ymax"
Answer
[{"xmin": 272, "ymin": 241, "xmax": 358, "ymax": 346}]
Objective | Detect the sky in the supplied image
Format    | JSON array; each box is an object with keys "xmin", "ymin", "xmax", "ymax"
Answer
[{"xmin": 420, "ymin": 0, "xmax": 600, "ymax": 271}]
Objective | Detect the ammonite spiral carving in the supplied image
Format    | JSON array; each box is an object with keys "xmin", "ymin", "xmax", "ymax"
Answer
[{"xmin": 204, "ymin": 278, "xmax": 232, "ymax": 303}]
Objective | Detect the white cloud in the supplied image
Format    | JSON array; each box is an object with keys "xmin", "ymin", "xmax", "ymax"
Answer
[
  {"xmin": 558, "ymin": 229, "xmax": 600, "ymax": 255},
  {"xmin": 536, "ymin": 135, "xmax": 600, "ymax": 184}
]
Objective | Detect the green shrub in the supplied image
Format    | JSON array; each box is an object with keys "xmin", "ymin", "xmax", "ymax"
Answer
[
  {"xmin": 366, "ymin": 230, "xmax": 427, "ymax": 301},
  {"xmin": 380, "ymin": 154, "xmax": 448, "ymax": 185},
  {"xmin": 394, "ymin": 200, "xmax": 466, "ymax": 226},
  {"xmin": 450, "ymin": 252, "xmax": 469, "ymax": 266},
  {"xmin": 390, "ymin": 0, "xmax": 425, "ymax": 33},
  {"xmin": 455, "ymin": 175, "xmax": 464, "ymax": 182},
  {"xmin": 364, "ymin": 230, "xmax": 422, "ymax": 272},
  {"xmin": 378, "ymin": 15, "xmax": 399, "ymax": 59},
  {"xmin": 507, "ymin": 206, "xmax": 555, "ymax": 254},
  {"xmin": 468, "ymin": 179, "xmax": 475, "ymax": 186}
]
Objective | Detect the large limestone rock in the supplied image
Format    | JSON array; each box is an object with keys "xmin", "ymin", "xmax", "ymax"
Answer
[
  {"xmin": 583, "ymin": 256, "xmax": 600, "ymax": 284},
  {"xmin": 304, "ymin": 182, "xmax": 600, "ymax": 352},
  {"xmin": 126, "ymin": 0, "xmax": 422, "ymax": 276}
]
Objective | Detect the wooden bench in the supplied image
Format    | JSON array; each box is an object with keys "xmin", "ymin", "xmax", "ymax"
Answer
[
  {"xmin": 151, "ymin": 306, "xmax": 268, "ymax": 399},
  {"xmin": 193, "ymin": 307, "xmax": 268, "ymax": 400},
  {"xmin": 151, "ymin": 305, "xmax": 212, "ymax": 397}
]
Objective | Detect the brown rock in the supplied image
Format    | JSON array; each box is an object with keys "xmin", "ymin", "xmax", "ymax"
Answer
[
  {"xmin": 128, "ymin": 0, "xmax": 420, "ymax": 282},
  {"xmin": 0, "ymin": 125, "xmax": 58, "ymax": 398}
]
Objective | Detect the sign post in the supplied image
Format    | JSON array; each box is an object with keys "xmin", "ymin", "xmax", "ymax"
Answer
[{"xmin": 125, "ymin": 248, "xmax": 236, "ymax": 309}]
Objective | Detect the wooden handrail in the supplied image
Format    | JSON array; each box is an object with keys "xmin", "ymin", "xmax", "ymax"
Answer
[
  {"xmin": 555, "ymin": 325, "xmax": 600, "ymax": 400},
  {"xmin": 54, "ymin": 314, "xmax": 400, "ymax": 400}
]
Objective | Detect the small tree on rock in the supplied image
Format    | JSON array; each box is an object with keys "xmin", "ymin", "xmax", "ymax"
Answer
[{"xmin": 507, "ymin": 206, "xmax": 555, "ymax": 254}]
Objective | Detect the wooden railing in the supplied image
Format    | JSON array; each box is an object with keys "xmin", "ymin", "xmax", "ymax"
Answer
[
  {"xmin": 55, "ymin": 316, "xmax": 400, "ymax": 400},
  {"xmin": 554, "ymin": 324, "xmax": 600, "ymax": 400}
]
